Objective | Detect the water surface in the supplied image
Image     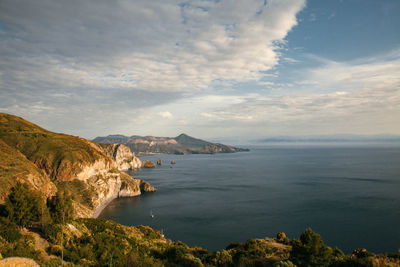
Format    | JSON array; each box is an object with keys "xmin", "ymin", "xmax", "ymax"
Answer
[{"xmin": 99, "ymin": 144, "xmax": 400, "ymax": 253}]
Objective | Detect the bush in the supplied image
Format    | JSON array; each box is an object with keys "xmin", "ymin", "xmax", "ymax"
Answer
[
  {"xmin": 42, "ymin": 223, "xmax": 63, "ymax": 243},
  {"xmin": 212, "ymin": 250, "xmax": 233, "ymax": 267},
  {"xmin": 47, "ymin": 190, "xmax": 74, "ymax": 224},
  {"xmin": 0, "ymin": 217, "xmax": 22, "ymax": 242},
  {"xmin": 290, "ymin": 228, "xmax": 334, "ymax": 267},
  {"xmin": 5, "ymin": 182, "xmax": 44, "ymax": 228}
]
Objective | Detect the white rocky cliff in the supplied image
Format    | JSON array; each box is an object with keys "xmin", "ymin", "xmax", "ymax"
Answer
[
  {"xmin": 73, "ymin": 142, "xmax": 154, "ymax": 218},
  {"xmin": 102, "ymin": 143, "xmax": 142, "ymax": 170}
]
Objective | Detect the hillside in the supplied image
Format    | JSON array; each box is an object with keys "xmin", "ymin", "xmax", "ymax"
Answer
[
  {"xmin": 0, "ymin": 113, "xmax": 154, "ymax": 216},
  {"xmin": 94, "ymin": 133, "xmax": 249, "ymax": 154},
  {"xmin": 1, "ymin": 218, "xmax": 399, "ymax": 266}
]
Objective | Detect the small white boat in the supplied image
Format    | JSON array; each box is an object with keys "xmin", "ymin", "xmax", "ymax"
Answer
[
  {"xmin": 150, "ymin": 210, "xmax": 154, "ymax": 218},
  {"xmin": 161, "ymin": 229, "xmax": 164, "ymax": 238}
]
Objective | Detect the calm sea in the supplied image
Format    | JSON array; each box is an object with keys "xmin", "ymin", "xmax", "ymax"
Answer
[{"xmin": 99, "ymin": 144, "xmax": 400, "ymax": 253}]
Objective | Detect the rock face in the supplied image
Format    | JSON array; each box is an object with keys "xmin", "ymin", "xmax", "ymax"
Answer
[
  {"xmin": 73, "ymin": 156, "xmax": 151, "ymax": 218},
  {"xmin": 102, "ymin": 143, "xmax": 142, "ymax": 171}
]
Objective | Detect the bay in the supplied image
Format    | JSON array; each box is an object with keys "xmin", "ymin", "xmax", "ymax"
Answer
[{"xmin": 99, "ymin": 144, "xmax": 400, "ymax": 253}]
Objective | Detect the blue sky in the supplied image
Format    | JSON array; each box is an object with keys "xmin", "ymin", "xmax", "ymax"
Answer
[{"xmin": 0, "ymin": 0, "xmax": 399, "ymax": 141}]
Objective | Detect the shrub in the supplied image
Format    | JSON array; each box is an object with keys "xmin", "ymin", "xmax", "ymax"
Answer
[
  {"xmin": 5, "ymin": 182, "xmax": 43, "ymax": 228},
  {"xmin": 47, "ymin": 190, "xmax": 74, "ymax": 224},
  {"xmin": 290, "ymin": 228, "xmax": 334, "ymax": 267},
  {"xmin": 212, "ymin": 250, "xmax": 233, "ymax": 267},
  {"xmin": 0, "ymin": 217, "xmax": 22, "ymax": 242}
]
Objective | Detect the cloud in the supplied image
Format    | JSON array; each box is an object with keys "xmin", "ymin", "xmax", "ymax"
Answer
[
  {"xmin": 0, "ymin": 0, "xmax": 306, "ymax": 137},
  {"xmin": 159, "ymin": 111, "xmax": 173, "ymax": 119},
  {"xmin": 173, "ymin": 50, "xmax": 400, "ymax": 136},
  {"xmin": 0, "ymin": 0, "xmax": 305, "ymax": 92}
]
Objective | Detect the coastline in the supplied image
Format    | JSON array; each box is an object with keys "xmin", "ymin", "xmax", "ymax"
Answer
[{"xmin": 92, "ymin": 190, "xmax": 141, "ymax": 218}]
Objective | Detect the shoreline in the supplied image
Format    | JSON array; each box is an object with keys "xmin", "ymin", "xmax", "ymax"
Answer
[{"xmin": 92, "ymin": 191, "xmax": 142, "ymax": 218}]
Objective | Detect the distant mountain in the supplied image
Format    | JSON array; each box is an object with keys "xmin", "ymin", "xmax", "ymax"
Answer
[{"xmin": 94, "ymin": 133, "xmax": 249, "ymax": 154}]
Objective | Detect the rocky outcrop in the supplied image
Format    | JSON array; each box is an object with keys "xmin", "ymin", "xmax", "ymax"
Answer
[
  {"xmin": 0, "ymin": 257, "xmax": 40, "ymax": 267},
  {"xmin": 143, "ymin": 160, "xmax": 156, "ymax": 168},
  {"xmin": 102, "ymin": 143, "xmax": 142, "ymax": 171},
  {"xmin": 140, "ymin": 180, "xmax": 156, "ymax": 192}
]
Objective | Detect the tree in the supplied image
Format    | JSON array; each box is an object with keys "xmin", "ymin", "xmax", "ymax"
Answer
[
  {"xmin": 47, "ymin": 190, "xmax": 74, "ymax": 224},
  {"xmin": 290, "ymin": 228, "xmax": 334, "ymax": 267},
  {"xmin": 5, "ymin": 182, "xmax": 43, "ymax": 228}
]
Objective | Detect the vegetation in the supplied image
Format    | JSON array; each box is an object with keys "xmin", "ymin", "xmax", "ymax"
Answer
[
  {"xmin": 290, "ymin": 228, "xmax": 340, "ymax": 266},
  {"xmin": 5, "ymin": 182, "xmax": 43, "ymax": 228},
  {"xmin": 0, "ymin": 113, "xmax": 111, "ymax": 182},
  {"xmin": 47, "ymin": 190, "xmax": 74, "ymax": 224},
  {"xmin": 1, "ymin": 184, "xmax": 399, "ymax": 266}
]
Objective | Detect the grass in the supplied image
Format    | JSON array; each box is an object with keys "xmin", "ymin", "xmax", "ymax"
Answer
[
  {"xmin": 0, "ymin": 139, "xmax": 54, "ymax": 200},
  {"xmin": 0, "ymin": 113, "xmax": 111, "ymax": 181}
]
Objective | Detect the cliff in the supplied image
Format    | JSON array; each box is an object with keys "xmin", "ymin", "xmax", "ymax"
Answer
[
  {"xmin": 0, "ymin": 113, "xmax": 154, "ymax": 216},
  {"xmin": 94, "ymin": 133, "xmax": 249, "ymax": 155}
]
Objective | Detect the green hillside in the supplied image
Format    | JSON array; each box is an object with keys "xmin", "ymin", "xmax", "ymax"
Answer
[
  {"xmin": 0, "ymin": 139, "xmax": 55, "ymax": 201},
  {"xmin": 0, "ymin": 113, "xmax": 110, "ymax": 181}
]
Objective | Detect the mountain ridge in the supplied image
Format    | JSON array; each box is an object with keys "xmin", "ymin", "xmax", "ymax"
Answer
[{"xmin": 94, "ymin": 133, "xmax": 249, "ymax": 154}]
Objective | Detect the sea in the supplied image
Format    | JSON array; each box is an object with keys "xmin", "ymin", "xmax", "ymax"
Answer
[{"xmin": 99, "ymin": 143, "xmax": 400, "ymax": 254}]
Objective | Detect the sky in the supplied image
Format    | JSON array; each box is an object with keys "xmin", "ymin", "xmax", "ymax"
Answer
[{"xmin": 0, "ymin": 0, "xmax": 399, "ymax": 142}]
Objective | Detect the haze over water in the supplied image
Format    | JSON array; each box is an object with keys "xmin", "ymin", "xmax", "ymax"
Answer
[{"xmin": 99, "ymin": 144, "xmax": 400, "ymax": 253}]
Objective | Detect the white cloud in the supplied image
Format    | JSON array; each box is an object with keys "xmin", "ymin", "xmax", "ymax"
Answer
[
  {"xmin": 159, "ymin": 111, "xmax": 173, "ymax": 119},
  {"xmin": 156, "ymin": 50, "xmax": 400, "ymax": 137},
  {"xmin": 0, "ymin": 0, "xmax": 305, "ymax": 93}
]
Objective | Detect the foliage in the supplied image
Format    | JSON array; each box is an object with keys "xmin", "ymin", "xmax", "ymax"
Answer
[
  {"xmin": 290, "ymin": 228, "xmax": 337, "ymax": 267},
  {"xmin": 47, "ymin": 190, "xmax": 74, "ymax": 224},
  {"xmin": 5, "ymin": 182, "xmax": 43, "ymax": 228},
  {"xmin": 0, "ymin": 217, "xmax": 22, "ymax": 242}
]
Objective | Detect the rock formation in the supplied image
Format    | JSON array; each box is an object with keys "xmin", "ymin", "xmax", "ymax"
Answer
[
  {"xmin": 143, "ymin": 160, "xmax": 156, "ymax": 168},
  {"xmin": 102, "ymin": 143, "xmax": 142, "ymax": 170}
]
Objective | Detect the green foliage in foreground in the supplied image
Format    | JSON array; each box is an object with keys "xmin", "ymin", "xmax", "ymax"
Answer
[
  {"xmin": 47, "ymin": 190, "xmax": 74, "ymax": 224},
  {"xmin": 1, "ymin": 216, "xmax": 400, "ymax": 267},
  {"xmin": 5, "ymin": 182, "xmax": 43, "ymax": 228},
  {"xmin": 1, "ymin": 184, "xmax": 400, "ymax": 266}
]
